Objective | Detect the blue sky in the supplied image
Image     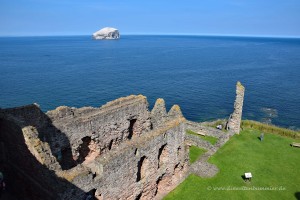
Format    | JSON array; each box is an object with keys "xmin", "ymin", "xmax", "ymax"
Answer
[{"xmin": 0, "ymin": 0, "xmax": 300, "ymax": 37}]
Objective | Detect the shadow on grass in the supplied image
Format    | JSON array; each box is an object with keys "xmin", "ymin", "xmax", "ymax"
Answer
[
  {"xmin": 241, "ymin": 174, "xmax": 246, "ymax": 181},
  {"xmin": 241, "ymin": 174, "xmax": 252, "ymax": 183},
  {"xmin": 295, "ymin": 192, "xmax": 300, "ymax": 200}
]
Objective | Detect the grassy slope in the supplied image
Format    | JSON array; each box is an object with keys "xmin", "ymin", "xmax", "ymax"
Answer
[
  {"xmin": 242, "ymin": 120, "xmax": 300, "ymax": 139},
  {"xmin": 189, "ymin": 146, "xmax": 207, "ymax": 164},
  {"xmin": 186, "ymin": 129, "xmax": 218, "ymax": 145},
  {"xmin": 165, "ymin": 129, "xmax": 300, "ymax": 200}
]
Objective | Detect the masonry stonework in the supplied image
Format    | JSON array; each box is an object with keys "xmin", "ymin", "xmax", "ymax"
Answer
[
  {"xmin": 226, "ymin": 81, "xmax": 245, "ymax": 134},
  {"xmin": 0, "ymin": 82, "xmax": 245, "ymax": 199},
  {"xmin": 0, "ymin": 95, "xmax": 189, "ymax": 200}
]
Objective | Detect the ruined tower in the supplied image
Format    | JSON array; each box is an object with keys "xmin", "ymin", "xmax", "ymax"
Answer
[{"xmin": 226, "ymin": 81, "xmax": 245, "ymax": 134}]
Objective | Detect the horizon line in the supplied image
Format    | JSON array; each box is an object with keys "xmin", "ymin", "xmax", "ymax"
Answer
[{"xmin": 0, "ymin": 33, "xmax": 300, "ymax": 39}]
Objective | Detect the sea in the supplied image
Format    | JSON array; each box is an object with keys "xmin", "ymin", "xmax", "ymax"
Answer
[{"xmin": 0, "ymin": 35, "xmax": 299, "ymax": 130}]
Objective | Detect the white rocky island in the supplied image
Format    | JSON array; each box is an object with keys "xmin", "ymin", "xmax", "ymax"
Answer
[{"xmin": 92, "ymin": 27, "xmax": 120, "ymax": 40}]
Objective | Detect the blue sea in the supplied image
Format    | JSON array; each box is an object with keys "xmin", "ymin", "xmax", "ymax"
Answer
[{"xmin": 0, "ymin": 35, "xmax": 299, "ymax": 129}]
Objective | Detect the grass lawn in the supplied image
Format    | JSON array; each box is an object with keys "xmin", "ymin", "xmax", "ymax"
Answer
[
  {"xmin": 165, "ymin": 128, "xmax": 300, "ymax": 200},
  {"xmin": 186, "ymin": 129, "xmax": 218, "ymax": 145},
  {"xmin": 189, "ymin": 146, "xmax": 207, "ymax": 164}
]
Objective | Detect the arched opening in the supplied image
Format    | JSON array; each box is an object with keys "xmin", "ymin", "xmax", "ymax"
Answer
[
  {"xmin": 158, "ymin": 144, "xmax": 168, "ymax": 168},
  {"xmin": 128, "ymin": 119, "xmax": 137, "ymax": 139},
  {"xmin": 156, "ymin": 174, "xmax": 171, "ymax": 196},
  {"xmin": 77, "ymin": 136, "xmax": 100, "ymax": 164},
  {"xmin": 136, "ymin": 156, "xmax": 148, "ymax": 182},
  {"xmin": 78, "ymin": 136, "xmax": 91, "ymax": 163}
]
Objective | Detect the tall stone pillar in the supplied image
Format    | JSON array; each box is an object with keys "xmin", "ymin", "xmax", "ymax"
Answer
[{"xmin": 226, "ymin": 81, "xmax": 245, "ymax": 134}]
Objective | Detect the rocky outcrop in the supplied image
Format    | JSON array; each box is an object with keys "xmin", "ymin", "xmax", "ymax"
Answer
[
  {"xmin": 226, "ymin": 81, "xmax": 245, "ymax": 134},
  {"xmin": 92, "ymin": 27, "xmax": 120, "ymax": 40}
]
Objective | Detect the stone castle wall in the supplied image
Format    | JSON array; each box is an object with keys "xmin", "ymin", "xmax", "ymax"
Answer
[
  {"xmin": 0, "ymin": 95, "xmax": 189, "ymax": 200},
  {"xmin": 0, "ymin": 114, "xmax": 64, "ymax": 199},
  {"xmin": 0, "ymin": 82, "xmax": 245, "ymax": 199},
  {"xmin": 45, "ymin": 95, "xmax": 152, "ymax": 169},
  {"xmin": 226, "ymin": 81, "xmax": 245, "ymax": 134},
  {"xmin": 90, "ymin": 120, "xmax": 188, "ymax": 199}
]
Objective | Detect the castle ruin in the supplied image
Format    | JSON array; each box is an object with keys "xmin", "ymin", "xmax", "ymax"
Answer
[
  {"xmin": 226, "ymin": 81, "xmax": 245, "ymax": 134},
  {"xmin": 0, "ymin": 82, "xmax": 244, "ymax": 200}
]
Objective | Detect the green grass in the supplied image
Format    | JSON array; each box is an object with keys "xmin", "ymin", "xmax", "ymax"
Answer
[
  {"xmin": 186, "ymin": 129, "xmax": 218, "ymax": 145},
  {"xmin": 242, "ymin": 120, "xmax": 300, "ymax": 139},
  {"xmin": 189, "ymin": 146, "xmax": 207, "ymax": 164},
  {"xmin": 165, "ymin": 128, "xmax": 300, "ymax": 200}
]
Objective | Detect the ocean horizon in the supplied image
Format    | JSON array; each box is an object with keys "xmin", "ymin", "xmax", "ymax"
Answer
[
  {"xmin": 0, "ymin": 35, "xmax": 299, "ymax": 130},
  {"xmin": 1, "ymin": 34, "xmax": 300, "ymax": 39}
]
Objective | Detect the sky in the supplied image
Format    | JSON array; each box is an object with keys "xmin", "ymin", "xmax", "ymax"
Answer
[{"xmin": 0, "ymin": 0, "xmax": 300, "ymax": 37}]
